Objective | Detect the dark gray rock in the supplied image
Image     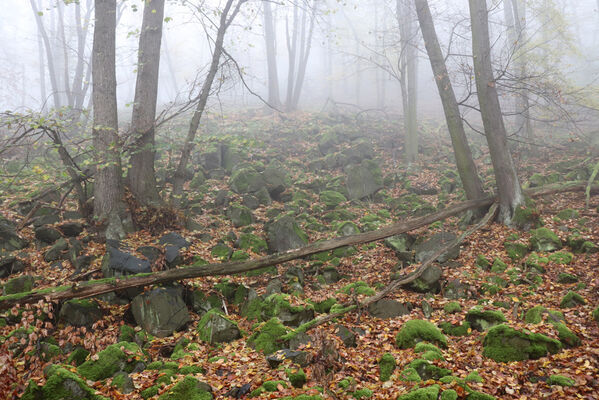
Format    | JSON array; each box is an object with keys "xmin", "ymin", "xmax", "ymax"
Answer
[
  {"xmin": 0, "ymin": 219, "xmax": 28, "ymax": 251},
  {"xmin": 266, "ymin": 349, "xmax": 309, "ymax": 368},
  {"xmin": 321, "ymin": 267, "xmax": 340, "ymax": 284},
  {"xmin": 345, "ymin": 160, "xmax": 383, "ymax": 200},
  {"xmin": 414, "ymin": 232, "xmax": 459, "ymax": 263},
  {"xmin": 0, "ymin": 254, "xmax": 24, "ymax": 279},
  {"xmin": 57, "ymin": 222, "xmax": 84, "ymax": 237},
  {"xmin": 289, "ymin": 332, "xmax": 312, "ymax": 350},
  {"xmin": 159, "ymin": 232, "xmax": 190, "ymax": 249},
  {"xmin": 73, "ymin": 255, "xmax": 94, "ymax": 274},
  {"xmin": 336, "ymin": 325, "xmax": 357, "ymax": 347},
  {"xmin": 197, "ymin": 311, "xmax": 241, "ymax": 344},
  {"xmin": 265, "ymin": 278, "xmax": 283, "ymax": 296},
  {"xmin": 384, "ymin": 234, "xmax": 416, "ymax": 254},
  {"xmin": 443, "ymin": 279, "xmax": 471, "ymax": 300},
  {"xmin": 229, "ymin": 204, "xmax": 253, "ymax": 227},
  {"xmin": 137, "ymin": 246, "xmax": 161, "ymax": 265},
  {"xmin": 266, "ymin": 215, "xmax": 308, "ymax": 253},
  {"xmin": 187, "ymin": 290, "xmax": 223, "ymax": 315},
  {"xmin": 242, "ymin": 195, "xmax": 260, "ymax": 210},
  {"xmin": 278, "ymin": 307, "xmax": 314, "ymax": 327},
  {"xmin": 44, "ymin": 238, "xmax": 69, "ymax": 262},
  {"xmin": 3, "ymin": 275, "xmax": 35, "ymax": 295},
  {"xmin": 367, "ymin": 299, "xmax": 411, "ymax": 319},
  {"xmin": 215, "ymin": 190, "xmax": 231, "ymax": 208},
  {"xmin": 404, "ymin": 265, "xmax": 442, "ymax": 294},
  {"xmin": 131, "ymin": 286, "xmax": 190, "ymax": 337},
  {"xmin": 262, "ymin": 162, "xmax": 287, "ymax": 199},
  {"xmin": 35, "ymin": 226, "xmax": 63, "ymax": 244},
  {"xmin": 58, "ymin": 299, "xmax": 103, "ymax": 327},
  {"xmin": 102, "ymin": 246, "xmax": 152, "ymax": 276}
]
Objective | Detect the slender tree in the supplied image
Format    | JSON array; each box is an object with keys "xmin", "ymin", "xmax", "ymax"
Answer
[
  {"xmin": 263, "ymin": 0, "xmax": 281, "ymax": 108},
  {"xmin": 92, "ymin": 0, "xmax": 127, "ymax": 239},
  {"xmin": 469, "ymin": 0, "xmax": 523, "ymax": 223},
  {"xmin": 414, "ymin": 0, "xmax": 485, "ymax": 202},
  {"xmin": 128, "ymin": 0, "xmax": 165, "ymax": 205},
  {"xmin": 396, "ymin": 0, "xmax": 418, "ymax": 164}
]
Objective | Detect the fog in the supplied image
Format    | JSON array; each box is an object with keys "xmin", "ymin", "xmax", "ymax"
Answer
[{"xmin": 1, "ymin": 0, "xmax": 599, "ymax": 136}]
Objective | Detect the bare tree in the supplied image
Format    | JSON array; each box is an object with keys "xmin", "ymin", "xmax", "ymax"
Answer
[
  {"xmin": 263, "ymin": 0, "xmax": 281, "ymax": 108},
  {"xmin": 469, "ymin": 0, "xmax": 523, "ymax": 224},
  {"xmin": 396, "ymin": 0, "xmax": 418, "ymax": 164},
  {"xmin": 172, "ymin": 0, "xmax": 247, "ymax": 205},
  {"xmin": 127, "ymin": 0, "xmax": 165, "ymax": 206},
  {"xmin": 92, "ymin": 0, "xmax": 127, "ymax": 239},
  {"xmin": 415, "ymin": 0, "xmax": 485, "ymax": 202}
]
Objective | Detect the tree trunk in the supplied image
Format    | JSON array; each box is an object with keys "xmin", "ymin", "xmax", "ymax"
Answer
[
  {"xmin": 415, "ymin": 0, "xmax": 485, "ymax": 202},
  {"xmin": 397, "ymin": 0, "xmax": 418, "ymax": 164},
  {"xmin": 171, "ymin": 0, "xmax": 243, "ymax": 205},
  {"xmin": 92, "ymin": 0, "xmax": 127, "ymax": 240},
  {"xmin": 469, "ymin": 0, "xmax": 523, "ymax": 224},
  {"xmin": 290, "ymin": 1, "xmax": 317, "ymax": 111},
  {"xmin": 285, "ymin": 4, "xmax": 299, "ymax": 111},
  {"xmin": 263, "ymin": 0, "xmax": 281, "ymax": 108},
  {"xmin": 128, "ymin": 0, "xmax": 165, "ymax": 206}
]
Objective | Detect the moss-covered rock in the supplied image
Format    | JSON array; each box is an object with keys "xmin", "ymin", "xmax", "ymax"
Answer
[
  {"xmin": 396, "ymin": 319, "xmax": 447, "ymax": 349},
  {"xmin": 352, "ymin": 388, "xmax": 373, "ymax": 399},
  {"xmin": 548, "ymin": 251, "xmax": 573, "ymax": 264},
  {"xmin": 504, "ymin": 242, "xmax": 528, "ymax": 261},
  {"xmin": 465, "ymin": 371, "xmax": 484, "ymax": 383},
  {"xmin": 441, "ymin": 389, "xmax": 458, "ymax": 400},
  {"xmin": 3, "ymin": 275, "xmax": 34, "ymax": 295},
  {"xmin": 560, "ymin": 291, "xmax": 586, "ymax": 308},
  {"xmin": 196, "ymin": 309, "xmax": 241, "ymax": 344},
  {"xmin": 482, "ymin": 324, "xmax": 561, "ymax": 362},
  {"xmin": 529, "ymin": 228, "xmax": 562, "ymax": 252},
  {"xmin": 77, "ymin": 341, "xmax": 143, "ymax": 381},
  {"xmin": 556, "ymin": 208, "xmax": 579, "ymax": 220},
  {"xmin": 398, "ymin": 367, "xmax": 421, "ymax": 382},
  {"xmin": 547, "ymin": 374, "xmax": 575, "ymax": 387},
  {"xmin": 379, "ymin": 353, "xmax": 396, "ymax": 382},
  {"xmin": 466, "ymin": 307, "xmax": 506, "ymax": 331},
  {"xmin": 443, "ymin": 301, "xmax": 462, "ymax": 314},
  {"xmin": 286, "ymin": 368, "xmax": 307, "ymax": 388},
  {"xmin": 266, "ymin": 214, "xmax": 309, "ymax": 253},
  {"xmin": 408, "ymin": 359, "xmax": 452, "ymax": 380},
  {"xmin": 490, "ymin": 258, "xmax": 507, "ymax": 273},
  {"xmin": 236, "ymin": 233, "xmax": 267, "ymax": 253},
  {"xmin": 22, "ymin": 365, "xmax": 109, "ymax": 400},
  {"xmin": 67, "ymin": 347, "xmax": 90, "ymax": 366},
  {"xmin": 229, "ymin": 167, "xmax": 264, "ymax": 194},
  {"xmin": 476, "ymin": 254, "xmax": 491, "ymax": 270},
  {"xmin": 439, "ymin": 321, "xmax": 471, "ymax": 337},
  {"xmin": 555, "ymin": 323, "xmax": 581, "ymax": 348},
  {"xmin": 465, "ymin": 392, "xmax": 496, "ymax": 400},
  {"xmin": 593, "ymin": 306, "xmax": 599, "ymax": 325},
  {"xmin": 396, "ymin": 384, "xmax": 440, "ymax": 400},
  {"xmin": 260, "ymin": 294, "xmax": 314, "ymax": 327},
  {"xmin": 320, "ymin": 190, "xmax": 347, "ymax": 208},
  {"xmin": 248, "ymin": 318, "xmax": 289, "ymax": 354},
  {"xmin": 512, "ymin": 205, "xmax": 542, "ymax": 231},
  {"xmin": 158, "ymin": 376, "xmax": 212, "ymax": 400},
  {"xmin": 340, "ymin": 281, "xmax": 375, "ymax": 296}
]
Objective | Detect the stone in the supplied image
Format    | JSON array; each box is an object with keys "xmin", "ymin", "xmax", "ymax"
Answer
[
  {"xmin": 242, "ymin": 195, "xmax": 260, "ymax": 210},
  {"xmin": 266, "ymin": 349, "xmax": 309, "ymax": 368},
  {"xmin": 44, "ymin": 238, "xmax": 69, "ymax": 262},
  {"xmin": 35, "ymin": 226, "xmax": 63, "ymax": 244},
  {"xmin": 262, "ymin": 162, "xmax": 287, "ymax": 199},
  {"xmin": 187, "ymin": 290, "xmax": 223, "ymax": 315},
  {"xmin": 0, "ymin": 219, "xmax": 28, "ymax": 251},
  {"xmin": 57, "ymin": 222, "xmax": 84, "ymax": 237},
  {"xmin": 321, "ymin": 267, "xmax": 340, "ymax": 283},
  {"xmin": 157, "ymin": 376, "xmax": 212, "ymax": 400},
  {"xmin": 102, "ymin": 246, "xmax": 151, "ymax": 276},
  {"xmin": 384, "ymin": 234, "xmax": 416, "ymax": 254},
  {"xmin": 230, "ymin": 167, "xmax": 265, "ymax": 194},
  {"xmin": 131, "ymin": 286, "xmax": 190, "ymax": 337},
  {"xmin": 336, "ymin": 325, "xmax": 357, "ymax": 347},
  {"xmin": 466, "ymin": 308, "xmax": 506, "ymax": 331},
  {"xmin": 414, "ymin": 232, "xmax": 459, "ymax": 263},
  {"xmin": 368, "ymin": 299, "xmax": 411, "ymax": 319},
  {"xmin": 345, "ymin": 160, "xmax": 383, "ymax": 200},
  {"xmin": 77, "ymin": 341, "xmax": 144, "ymax": 381},
  {"xmin": 248, "ymin": 318, "xmax": 289, "ymax": 355},
  {"xmin": 395, "ymin": 320, "xmax": 447, "ymax": 349},
  {"xmin": 404, "ymin": 265, "xmax": 442, "ymax": 293},
  {"xmin": 482, "ymin": 324, "xmax": 561, "ymax": 362},
  {"xmin": 197, "ymin": 310, "xmax": 241, "ymax": 344},
  {"xmin": 137, "ymin": 246, "xmax": 161, "ymax": 265},
  {"xmin": 529, "ymin": 228, "xmax": 562, "ymax": 252},
  {"xmin": 3, "ymin": 275, "xmax": 34, "ymax": 295},
  {"xmin": 320, "ymin": 190, "xmax": 347, "ymax": 208},
  {"xmin": 337, "ymin": 221, "xmax": 360, "ymax": 236},
  {"xmin": 0, "ymin": 254, "xmax": 24, "ymax": 279},
  {"xmin": 265, "ymin": 278, "xmax": 283, "ymax": 296},
  {"xmin": 59, "ymin": 299, "xmax": 103, "ymax": 328},
  {"xmin": 266, "ymin": 215, "xmax": 309, "ymax": 253},
  {"xmin": 229, "ymin": 204, "xmax": 253, "ymax": 227}
]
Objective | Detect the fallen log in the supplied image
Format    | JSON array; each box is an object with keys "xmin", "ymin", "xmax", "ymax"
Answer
[
  {"xmin": 0, "ymin": 181, "xmax": 595, "ymax": 310},
  {"xmin": 0, "ymin": 196, "xmax": 494, "ymax": 310}
]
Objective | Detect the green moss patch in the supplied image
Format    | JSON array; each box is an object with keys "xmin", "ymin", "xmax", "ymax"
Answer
[
  {"xmin": 482, "ymin": 324, "xmax": 561, "ymax": 362},
  {"xmin": 378, "ymin": 353, "xmax": 395, "ymax": 382},
  {"xmin": 77, "ymin": 341, "xmax": 143, "ymax": 381},
  {"xmin": 396, "ymin": 319, "xmax": 447, "ymax": 349}
]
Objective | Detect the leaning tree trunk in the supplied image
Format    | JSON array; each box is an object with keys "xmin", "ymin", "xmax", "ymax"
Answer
[
  {"xmin": 92, "ymin": 0, "xmax": 127, "ymax": 239},
  {"xmin": 415, "ymin": 0, "xmax": 485, "ymax": 202},
  {"xmin": 263, "ymin": 0, "xmax": 281, "ymax": 108},
  {"xmin": 128, "ymin": 0, "xmax": 165, "ymax": 206},
  {"xmin": 171, "ymin": 0, "xmax": 244, "ymax": 205},
  {"xmin": 469, "ymin": 0, "xmax": 523, "ymax": 224}
]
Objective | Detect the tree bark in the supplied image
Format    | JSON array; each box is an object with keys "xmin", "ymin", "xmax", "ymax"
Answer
[
  {"xmin": 285, "ymin": 4, "xmax": 299, "ymax": 111},
  {"xmin": 469, "ymin": 0, "xmax": 523, "ymax": 224},
  {"xmin": 92, "ymin": 0, "xmax": 127, "ymax": 240},
  {"xmin": 263, "ymin": 0, "xmax": 281, "ymax": 108},
  {"xmin": 415, "ymin": 0, "xmax": 485, "ymax": 202},
  {"xmin": 290, "ymin": 1, "xmax": 317, "ymax": 111},
  {"xmin": 127, "ymin": 0, "xmax": 165, "ymax": 206}
]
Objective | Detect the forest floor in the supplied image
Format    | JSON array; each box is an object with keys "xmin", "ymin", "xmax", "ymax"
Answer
[{"xmin": 0, "ymin": 113, "xmax": 598, "ymax": 400}]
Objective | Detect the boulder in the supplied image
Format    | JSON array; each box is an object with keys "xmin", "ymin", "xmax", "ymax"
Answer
[
  {"xmin": 262, "ymin": 162, "xmax": 287, "ymax": 199},
  {"xmin": 530, "ymin": 228, "xmax": 562, "ymax": 252},
  {"xmin": 0, "ymin": 219, "xmax": 28, "ymax": 251},
  {"xmin": 368, "ymin": 299, "xmax": 411, "ymax": 319},
  {"xmin": 57, "ymin": 221, "xmax": 84, "ymax": 237},
  {"xmin": 197, "ymin": 310, "xmax": 241, "ymax": 344},
  {"xmin": 0, "ymin": 254, "xmax": 24, "ymax": 279},
  {"xmin": 414, "ymin": 232, "xmax": 459, "ymax": 263},
  {"xmin": 345, "ymin": 160, "xmax": 383, "ymax": 200},
  {"xmin": 34, "ymin": 226, "xmax": 63, "ymax": 244},
  {"xmin": 404, "ymin": 265, "xmax": 442, "ymax": 293},
  {"xmin": 482, "ymin": 324, "xmax": 561, "ymax": 362},
  {"xmin": 320, "ymin": 190, "xmax": 347, "ymax": 208},
  {"xmin": 266, "ymin": 349, "xmax": 310, "ymax": 368},
  {"xmin": 229, "ymin": 167, "xmax": 265, "ymax": 194},
  {"xmin": 44, "ymin": 238, "xmax": 69, "ymax": 262},
  {"xmin": 466, "ymin": 307, "xmax": 507, "ymax": 331},
  {"xmin": 22, "ymin": 365, "xmax": 103, "ymax": 400},
  {"xmin": 395, "ymin": 319, "xmax": 447, "ymax": 349},
  {"xmin": 229, "ymin": 204, "xmax": 253, "ymax": 227},
  {"xmin": 159, "ymin": 232, "xmax": 190, "ymax": 267},
  {"xmin": 266, "ymin": 215, "xmax": 309, "ymax": 253},
  {"xmin": 77, "ymin": 341, "xmax": 144, "ymax": 381},
  {"xmin": 131, "ymin": 286, "xmax": 190, "ymax": 337},
  {"xmin": 102, "ymin": 246, "xmax": 152, "ymax": 299},
  {"xmin": 59, "ymin": 299, "xmax": 103, "ymax": 328}
]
